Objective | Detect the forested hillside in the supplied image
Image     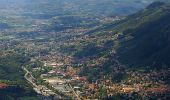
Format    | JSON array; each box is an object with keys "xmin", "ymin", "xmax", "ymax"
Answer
[
  {"xmin": 83, "ymin": 1, "xmax": 170, "ymax": 68},
  {"xmin": 0, "ymin": 54, "xmax": 38, "ymax": 99},
  {"xmin": 116, "ymin": 2, "xmax": 170, "ymax": 67}
]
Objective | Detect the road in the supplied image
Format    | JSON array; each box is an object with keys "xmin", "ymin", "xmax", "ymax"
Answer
[
  {"xmin": 68, "ymin": 84, "xmax": 81, "ymax": 100},
  {"xmin": 22, "ymin": 66, "xmax": 62, "ymax": 99}
]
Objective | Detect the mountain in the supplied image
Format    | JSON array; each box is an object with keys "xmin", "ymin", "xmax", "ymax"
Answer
[
  {"xmin": 116, "ymin": 1, "xmax": 170, "ymax": 67},
  {"xmin": 83, "ymin": 1, "xmax": 170, "ymax": 68}
]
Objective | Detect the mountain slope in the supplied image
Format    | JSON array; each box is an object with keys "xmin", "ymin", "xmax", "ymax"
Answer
[
  {"xmin": 84, "ymin": 1, "xmax": 170, "ymax": 68},
  {"xmin": 0, "ymin": 54, "xmax": 39, "ymax": 99},
  {"xmin": 117, "ymin": 2, "xmax": 170, "ymax": 67}
]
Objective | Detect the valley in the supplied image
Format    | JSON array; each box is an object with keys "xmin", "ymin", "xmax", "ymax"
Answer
[{"xmin": 0, "ymin": 0, "xmax": 170, "ymax": 100}]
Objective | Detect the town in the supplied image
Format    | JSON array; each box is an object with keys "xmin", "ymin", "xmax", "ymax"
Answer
[{"xmin": 0, "ymin": 0, "xmax": 170, "ymax": 99}]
